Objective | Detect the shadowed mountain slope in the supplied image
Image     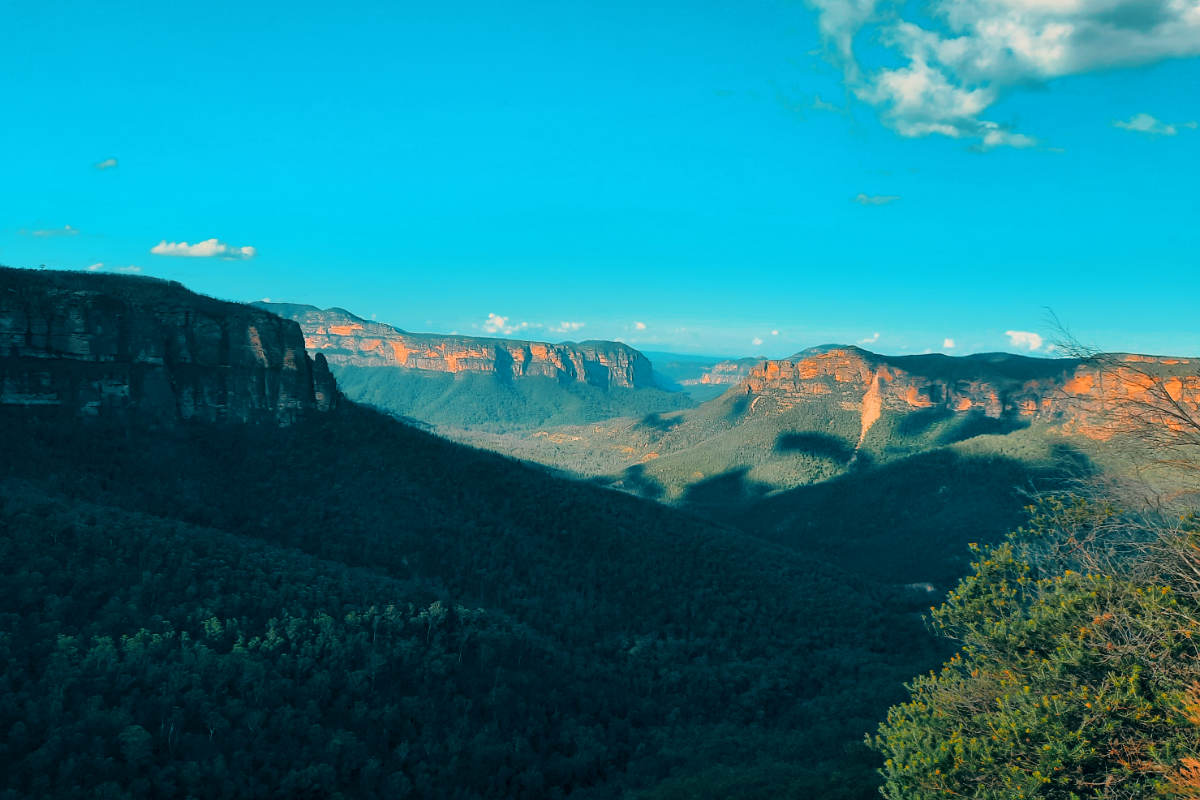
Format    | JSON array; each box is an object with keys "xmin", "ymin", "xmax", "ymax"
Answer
[
  {"xmin": 450, "ymin": 345, "xmax": 1199, "ymax": 588},
  {"xmin": 0, "ymin": 269, "xmax": 942, "ymax": 799}
]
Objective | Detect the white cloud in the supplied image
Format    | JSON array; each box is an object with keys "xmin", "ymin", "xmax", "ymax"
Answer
[
  {"xmin": 20, "ymin": 225, "xmax": 79, "ymax": 237},
  {"xmin": 752, "ymin": 337, "xmax": 764, "ymax": 346},
  {"xmin": 635, "ymin": 321, "xmax": 647, "ymax": 330},
  {"xmin": 807, "ymin": 0, "xmax": 1200, "ymax": 149},
  {"xmin": 482, "ymin": 313, "xmax": 515, "ymax": 334},
  {"xmin": 87, "ymin": 263, "xmax": 104, "ymax": 272},
  {"xmin": 551, "ymin": 321, "xmax": 586, "ymax": 334},
  {"xmin": 854, "ymin": 193, "xmax": 900, "ymax": 205},
  {"xmin": 1113, "ymin": 112, "xmax": 1197, "ymax": 136},
  {"xmin": 94, "ymin": 158, "xmax": 118, "ymax": 171},
  {"xmin": 772, "ymin": 330, "xmax": 779, "ymax": 335},
  {"xmin": 943, "ymin": 338, "xmax": 955, "ymax": 348},
  {"xmin": 1006, "ymin": 330, "xmax": 1043, "ymax": 351},
  {"xmin": 482, "ymin": 314, "xmax": 540, "ymax": 336},
  {"xmin": 859, "ymin": 332, "xmax": 880, "ymax": 344},
  {"xmin": 150, "ymin": 238, "xmax": 257, "ymax": 260},
  {"xmin": 116, "ymin": 266, "xmax": 142, "ymax": 273}
]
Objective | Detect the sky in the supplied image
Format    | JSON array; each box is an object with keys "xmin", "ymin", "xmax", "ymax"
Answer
[{"xmin": 2, "ymin": 0, "xmax": 1198, "ymax": 358}]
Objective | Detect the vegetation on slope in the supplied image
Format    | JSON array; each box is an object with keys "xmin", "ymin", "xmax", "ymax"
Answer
[
  {"xmin": 452, "ymin": 390, "xmax": 1084, "ymax": 589},
  {"xmin": 0, "ymin": 403, "xmax": 943, "ymax": 799},
  {"xmin": 872, "ymin": 494, "xmax": 1200, "ymax": 798},
  {"xmin": 333, "ymin": 365, "xmax": 693, "ymax": 432}
]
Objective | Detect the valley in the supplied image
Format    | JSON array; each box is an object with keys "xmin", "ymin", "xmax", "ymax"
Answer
[
  {"xmin": 3, "ymin": 268, "xmax": 1197, "ymax": 799},
  {"xmin": 271, "ymin": 298, "xmax": 1199, "ymax": 589}
]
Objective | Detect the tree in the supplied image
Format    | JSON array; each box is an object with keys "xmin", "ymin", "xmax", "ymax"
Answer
[{"xmin": 869, "ymin": 325, "xmax": 1200, "ymax": 798}]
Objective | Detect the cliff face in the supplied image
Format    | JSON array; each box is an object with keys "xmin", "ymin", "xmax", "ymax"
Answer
[
  {"xmin": 740, "ymin": 345, "xmax": 1200, "ymax": 444},
  {"xmin": 0, "ymin": 269, "xmax": 338, "ymax": 424},
  {"xmin": 260, "ymin": 303, "xmax": 656, "ymax": 389}
]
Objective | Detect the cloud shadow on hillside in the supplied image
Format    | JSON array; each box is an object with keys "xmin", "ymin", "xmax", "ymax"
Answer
[
  {"xmin": 621, "ymin": 463, "xmax": 665, "ymax": 500},
  {"xmin": 775, "ymin": 432, "xmax": 855, "ymax": 464},
  {"xmin": 939, "ymin": 411, "xmax": 1030, "ymax": 445},
  {"xmin": 637, "ymin": 412, "xmax": 683, "ymax": 433},
  {"xmin": 726, "ymin": 394, "xmax": 751, "ymax": 421},
  {"xmin": 682, "ymin": 467, "xmax": 774, "ymax": 509}
]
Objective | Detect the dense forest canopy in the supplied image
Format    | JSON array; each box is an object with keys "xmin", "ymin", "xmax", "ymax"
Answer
[{"xmin": 0, "ymin": 403, "xmax": 945, "ymax": 798}]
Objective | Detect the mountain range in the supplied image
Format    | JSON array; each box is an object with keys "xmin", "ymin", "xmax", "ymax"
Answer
[{"xmin": 3, "ymin": 266, "xmax": 1196, "ymax": 800}]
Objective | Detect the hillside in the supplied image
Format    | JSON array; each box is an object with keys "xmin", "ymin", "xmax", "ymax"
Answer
[
  {"xmin": 0, "ymin": 270, "xmax": 943, "ymax": 799},
  {"xmin": 450, "ymin": 345, "xmax": 1200, "ymax": 586},
  {"xmin": 259, "ymin": 302, "xmax": 693, "ymax": 430}
]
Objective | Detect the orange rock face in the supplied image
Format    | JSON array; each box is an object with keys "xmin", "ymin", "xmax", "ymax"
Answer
[
  {"xmin": 0, "ymin": 268, "xmax": 338, "ymax": 424},
  {"xmin": 261, "ymin": 304, "xmax": 656, "ymax": 389},
  {"xmin": 738, "ymin": 345, "xmax": 1199, "ymax": 444}
]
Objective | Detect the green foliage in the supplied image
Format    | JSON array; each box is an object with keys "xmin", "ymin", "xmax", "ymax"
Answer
[
  {"xmin": 0, "ymin": 404, "xmax": 944, "ymax": 798},
  {"xmin": 870, "ymin": 496, "xmax": 1200, "ymax": 799},
  {"xmin": 333, "ymin": 365, "xmax": 693, "ymax": 431},
  {"xmin": 735, "ymin": 447, "xmax": 1070, "ymax": 587}
]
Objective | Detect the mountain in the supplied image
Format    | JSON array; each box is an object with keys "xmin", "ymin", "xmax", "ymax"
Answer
[
  {"xmin": 1, "ymin": 268, "xmax": 337, "ymax": 424},
  {"xmin": 450, "ymin": 344, "xmax": 1200, "ymax": 587},
  {"xmin": 0, "ymin": 269, "xmax": 942, "ymax": 800},
  {"xmin": 639, "ymin": 352, "xmax": 762, "ymax": 402},
  {"xmin": 259, "ymin": 302, "xmax": 653, "ymax": 388},
  {"xmin": 258, "ymin": 302, "xmax": 692, "ymax": 430}
]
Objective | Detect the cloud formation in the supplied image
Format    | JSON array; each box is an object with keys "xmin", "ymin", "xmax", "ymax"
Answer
[
  {"xmin": 87, "ymin": 263, "xmax": 104, "ymax": 272},
  {"xmin": 752, "ymin": 337, "xmax": 764, "ymax": 346},
  {"xmin": 807, "ymin": 0, "xmax": 1200, "ymax": 148},
  {"xmin": 859, "ymin": 332, "xmax": 880, "ymax": 344},
  {"xmin": 551, "ymin": 321, "xmax": 586, "ymax": 334},
  {"xmin": 943, "ymin": 338, "xmax": 955, "ymax": 349},
  {"xmin": 94, "ymin": 158, "xmax": 118, "ymax": 171},
  {"xmin": 20, "ymin": 225, "xmax": 79, "ymax": 237},
  {"xmin": 1114, "ymin": 112, "xmax": 1198, "ymax": 136},
  {"xmin": 1006, "ymin": 330, "xmax": 1043, "ymax": 351},
  {"xmin": 150, "ymin": 239, "xmax": 257, "ymax": 260},
  {"xmin": 854, "ymin": 193, "xmax": 900, "ymax": 205},
  {"xmin": 635, "ymin": 321, "xmax": 647, "ymax": 330},
  {"xmin": 116, "ymin": 266, "xmax": 142, "ymax": 273}
]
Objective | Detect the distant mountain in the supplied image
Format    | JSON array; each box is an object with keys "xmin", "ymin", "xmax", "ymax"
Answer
[
  {"xmin": 0, "ymin": 269, "xmax": 941, "ymax": 799},
  {"xmin": 639, "ymin": 351, "xmax": 761, "ymax": 402},
  {"xmin": 450, "ymin": 344, "xmax": 1200, "ymax": 587},
  {"xmin": 258, "ymin": 302, "xmax": 693, "ymax": 430}
]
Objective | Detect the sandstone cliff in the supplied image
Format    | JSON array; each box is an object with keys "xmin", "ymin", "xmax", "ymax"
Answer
[
  {"xmin": 259, "ymin": 303, "xmax": 656, "ymax": 389},
  {"xmin": 740, "ymin": 345, "xmax": 1200, "ymax": 445},
  {"xmin": 0, "ymin": 268, "xmax": 338, "ymax": 424}
]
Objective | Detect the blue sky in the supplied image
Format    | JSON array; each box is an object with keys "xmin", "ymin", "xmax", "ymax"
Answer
[{"xmin": 2, "ymin": 0, "xmax": 1198, "ymax": 358}]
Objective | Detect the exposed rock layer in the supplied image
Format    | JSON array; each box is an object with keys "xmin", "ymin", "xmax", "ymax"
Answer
[
  {"xmin": 1, "ymin": 268, "xmax": 337, "ymax": 424},
  {"xmin": 260, "ymin": 303, "xmax": 655, "ymax": 389},
  {"xmin": 740, "ymin": 345, "xmax": 1200, "ymax": 443}
]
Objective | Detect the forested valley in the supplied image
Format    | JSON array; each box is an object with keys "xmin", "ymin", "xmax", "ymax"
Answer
[{"xmin": 0, "ymin": 403, "xmax": 945, "ymax": 799}]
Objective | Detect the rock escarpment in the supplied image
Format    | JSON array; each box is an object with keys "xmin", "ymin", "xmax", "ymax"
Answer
[
  {"xmin": 1, "ymin": 268, "xmax": 337, "ymax": 424},
  {"xmin": 260, "ymin": 303, "xmax": 656, "ymax": 389},
  {"xmin": 740, "ymin": 345, "xmax": 1200, "ymax": 443}
]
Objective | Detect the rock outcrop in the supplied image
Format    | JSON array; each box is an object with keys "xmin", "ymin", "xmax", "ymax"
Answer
[
  {"xmin": 260, "ymin": 303, "xmax": 656, "ymax": 389},
  {"xmin": 740, "ymin": 345, "xmax": 1200, "ymax": 444},
  {"xmin": 0, "ymin": 268, "xmax": 338, "ymax": 424}
]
